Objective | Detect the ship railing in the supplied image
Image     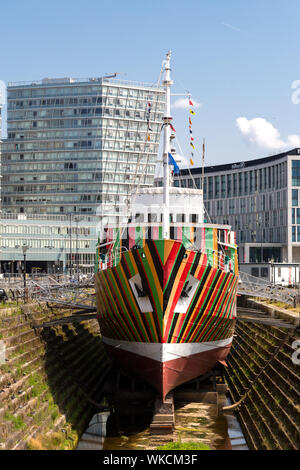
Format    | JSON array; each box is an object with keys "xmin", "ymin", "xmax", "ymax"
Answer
[
  {"xmin": 96, "ymin": 222, "xmax": 236, "ymax": 251},
  {"xmin": 98, "ymin": 245, "xmax": 236, "ymax": 273}
]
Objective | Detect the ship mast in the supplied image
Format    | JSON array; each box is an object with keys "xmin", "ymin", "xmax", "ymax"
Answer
[{"xmin": 162, "ymin": 51, "xmax": 173, "ymax": 240}]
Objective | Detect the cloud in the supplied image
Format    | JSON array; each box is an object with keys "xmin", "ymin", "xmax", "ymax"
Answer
[
  {"xmin": 172, "ymin": 98, "xmax": 202, "ymax": 110},
  {"xmin": 236, "ymin": 117, "xmax": 300, "ymax": 150}
]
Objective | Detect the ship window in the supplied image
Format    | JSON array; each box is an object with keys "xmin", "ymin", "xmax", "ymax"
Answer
[
  {"xmin": 135, "ymin": 213, "xmax": 144, "ymax": 222},
  {"xmin": 189, "ymin": 214, "xmax": 198, "ymax": 223},
  {"xmin": 148, "ymin": 213, "xmax": 157, "ymax": 222},
  {"xmin": 176, "ymin": 214, "xmax": 185, "ymax": 222},
  {"xmin": 218, "ymin": 230, "xmax": 225, "ymax": 243}
]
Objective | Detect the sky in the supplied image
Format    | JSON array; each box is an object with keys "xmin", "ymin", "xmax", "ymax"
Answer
[{"xmin": 1, "ymin": 0, "xmax": 300, "ymax": 167}]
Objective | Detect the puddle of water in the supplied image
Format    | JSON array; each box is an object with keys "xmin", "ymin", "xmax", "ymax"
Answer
[
  {"xmin": 77, "ymin": 411, "xmax": 110, "ymax": 450},
  {"xmin": 222, "ymin": 398, "xmax": 248, "ymax": 450},
  {"xmin": 103, "ymin": 419, "xmax": 153, "ymax": 450},
  {"xmin": 77, "ymin": 396, "xmax": 248, "ymax": 451}
]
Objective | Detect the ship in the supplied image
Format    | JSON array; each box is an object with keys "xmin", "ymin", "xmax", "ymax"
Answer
[{"xmin": 95, "ymin": 52, "xmax": 239, "ymax": 400}]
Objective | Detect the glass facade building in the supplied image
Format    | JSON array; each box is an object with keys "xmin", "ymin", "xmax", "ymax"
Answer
[
  {"xmin": 0, "ymin": 89, "xmax": 2, "ymax": 137},
  {"xmin": 0, "ymin": 89, "xmax": 2, "ymax": 213},
  {"xmin": 168, "ymin": 148, "xmax": 300, "ymax": 264},
  {"xmin": 1, "ymin": 77, "xmax": 165, "ymax": 217},
  {"xmin": 0, "ymin": 213, "xmax": 98, "ymax": 275}
]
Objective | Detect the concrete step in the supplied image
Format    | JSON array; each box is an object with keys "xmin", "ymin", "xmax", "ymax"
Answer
[{"xmin": 152, "ymin": 414, "xmax": 174, "ymax": 424}]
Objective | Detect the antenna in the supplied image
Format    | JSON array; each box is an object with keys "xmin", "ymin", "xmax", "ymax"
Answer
[{"xmin": 162, "ymin": 50, "xmax": 173, "ymax": 240}]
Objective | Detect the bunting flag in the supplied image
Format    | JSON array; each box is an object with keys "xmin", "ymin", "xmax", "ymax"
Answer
[
  {"xmin": 168, "ymin": 152, "xmax": 180, "ymax": 175},
  {"xmin": 189, "ymin": 97, "xmax": 196, "ymax": 164}
]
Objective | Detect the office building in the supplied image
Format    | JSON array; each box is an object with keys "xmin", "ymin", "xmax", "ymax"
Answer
[
  {"xmin": 0, "ymin": 89, "xmax": 2, "ymax": 213},
  {"xmin": 1, "ymin": 76, "xmax": 165, "ymax": 217},
  {"xmin": 0, "ymin": 88, "xmax": 2, "ymax": 137},
  {"xmin": 0, "ymin": 212, "xmax": 98, "ymax": 275}
]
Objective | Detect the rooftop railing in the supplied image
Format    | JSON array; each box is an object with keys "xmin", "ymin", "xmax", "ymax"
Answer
[
  {"xmin": 7, "ymin": 77, "xmax": 165, "ymax": 91},
  {"xmin": 0, "ymin": 212, "xmax": 99, "ymax": 223}
]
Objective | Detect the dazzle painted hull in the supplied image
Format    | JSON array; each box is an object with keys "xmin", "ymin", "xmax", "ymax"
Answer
[{"xmin": 95, "ymin": 239, "xmax": 238, "ymax": 399}]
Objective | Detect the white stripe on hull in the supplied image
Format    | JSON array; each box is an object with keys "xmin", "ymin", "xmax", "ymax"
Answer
[{"xmin": 102, "ymin": 336, "xmax": 233, "ymax": 363}]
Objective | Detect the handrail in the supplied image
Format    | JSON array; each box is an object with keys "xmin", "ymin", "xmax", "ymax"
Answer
[
  {"xmin": 238, "ymin": 271, "xmax": 297, "ymax": 306},
  {"xmin": 98, "ymin": 245, "xmax": 234, "ymax": 272}
]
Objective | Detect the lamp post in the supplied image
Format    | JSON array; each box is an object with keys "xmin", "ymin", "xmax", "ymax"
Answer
[
  {"xmin": 75, "ymin": 217, "xmax": 83, "ymax": 283},
  {"xmin": 270, "ymin": 257, "xmax": 275, "ymax": 286},
  {"xmin": 69, "ymin": 214, "xmax": 73, "ymax": 279},
  {"xmin": 22, "ymin": 244, "xmax": 28, "ymax": 303}
]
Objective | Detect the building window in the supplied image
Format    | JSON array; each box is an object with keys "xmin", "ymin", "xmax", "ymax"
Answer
[
  {"xmin": 240, "ymin": 198, "xmax": 246, "ymax": 213},
  {"xmin": 217, "ymin": 200, "xmax": 223, "ymax": 215},
  {"xmin": 221, "ymin": 175, "xmax": 226, "ymax": 198},
  {"xmin": 233, "ymin": 174, "xmax": 237, "ymax": 196},
  {"xmin": 239, "ymin": 173, "xmax": 243, "ymax": 195},
  {"xmin": 215, "ymin": 176, "xmax": 220, "ymax": 198},
  {"xmin": 229, "ymin": 199, "xmax": 235, "ymax": 215},
  {"xmin": 261, "ymin": 267, "xmax": 268, "ymax": 278},
  {"xmin": 208, "ymin": 177, "xmax": 213, "ymax": 199},
  {"xmin": 244, "ymin": 172, "xmax": 248, "ymax": 194},
  {"xmin": 250, "ymin": 170, "xmax": 254, "ymax": 194},
  {"xmin": 251, "ymin": 267, "xmax": 259, "ymax": 277},
  {"xmin": 203, "ymin": 177, "xmax": 207, "ymax": 198},
  {"xmin": 292, "ymin": 189, "xmax": 298, "ymax": 206},
  {"xmin": 292, "ymin": 160, "xmax": 300, "ymax": 186}
]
